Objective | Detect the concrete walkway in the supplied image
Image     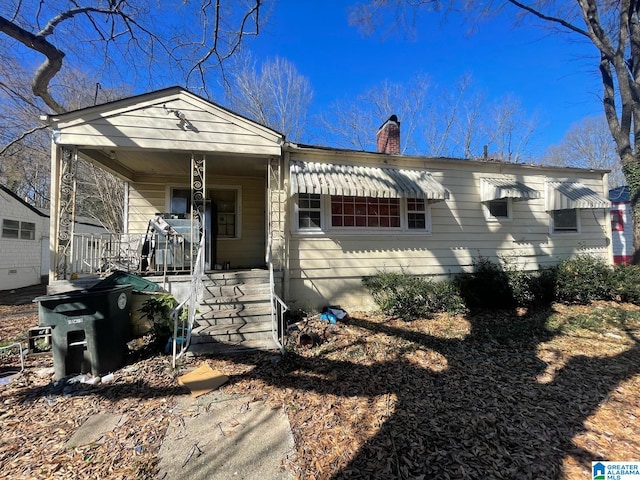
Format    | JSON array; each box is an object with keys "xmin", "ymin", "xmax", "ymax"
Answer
[{"xmin": 157, "ymin": 392, "xmax": 295, "ymax": 480}]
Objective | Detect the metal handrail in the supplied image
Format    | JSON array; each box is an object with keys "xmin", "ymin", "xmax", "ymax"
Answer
[
  {"xmin": 171, "ymin": 232, "xmax": 206, "ymax": 368},
  {"xmin": 268, "ymin": 234, "xmax": 288, "ymax": 353}
]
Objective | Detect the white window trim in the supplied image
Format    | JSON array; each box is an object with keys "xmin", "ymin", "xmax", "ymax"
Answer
[
  {"xmin": 482, "ymin": 198, "xmax": 512, "ymax": 222},
  {"xmin": 293, "ymin": 193, "xmax": 324, "ymax": 234},
  {"xmin": 292, "ymin": 194, "xmax": 432, "ymax": 235},
  {"xmin": 550, "ymin": 209, "xmax": 581, "ymax": 235}
]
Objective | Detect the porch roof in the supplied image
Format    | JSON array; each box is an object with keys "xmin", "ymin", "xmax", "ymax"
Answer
[
  {"xmin": 43, "ymin": 87, "xmax": 284, "ymax": 181},
  {"xmin": 545, "ymin": 181, "xmax": 610, "ymax": 211},
  {"xmin": 480, "ymin": 178, "xmax": 541, "ymax": 202},
  {"xmin": 289, "ymin": 161, "xmax": 449, "ymax": 200}
]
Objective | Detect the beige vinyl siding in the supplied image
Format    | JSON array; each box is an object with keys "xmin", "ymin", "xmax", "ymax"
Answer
[
  {"xmin": 127, "ymin": 183, "xmax": 166, "ymax": 233},
  {"xmin": 286, "ymin": 153, "xmax": 610, "ymax": 310},
  {"xmin": 54, "ymin": 92, "xmax": 281, "ymax": 156}
]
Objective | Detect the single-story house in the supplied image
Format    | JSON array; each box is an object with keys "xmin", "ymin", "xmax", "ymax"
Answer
[
  {"xmin": 40, "ymin": 87, "xmax": 612, "ymax": 353},
  {"xmin": 0, "ymin": 185, "xmax": 106, "ymax": 290},
  {"xmin": 609, "ymin": 186, "xmax": 633, "ymax": 265}
]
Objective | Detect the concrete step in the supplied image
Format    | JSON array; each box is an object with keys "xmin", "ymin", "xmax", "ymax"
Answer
[
  {"xmin": 203, "ymin": 269, "xmax": 271, "ymax": 286},
  {"xmin": 191, "ymin": 320, "xmax": 272, "ymax": 344},
  {"xmin": 200, "ymin": 291, "xmax": 270, "ymax": 306},
  {"xmin": 187, "ymin": 269, "xmax": 280, "ymax": 353},
  {"xmin": 201, "ymin": 282, "xmax": 271, "ymax": 299},
  {"xmin": 196, "ymin": 304, "xmax": 272, "ymax": 325},
  {"xmin": 187, "ymin": 338, "xmax": 280, "ymax": 356}
]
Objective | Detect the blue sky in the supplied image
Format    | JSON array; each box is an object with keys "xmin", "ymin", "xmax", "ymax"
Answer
[{"xmin": 245, "ymin": 1, "xmax": 603, "ymax": 157}]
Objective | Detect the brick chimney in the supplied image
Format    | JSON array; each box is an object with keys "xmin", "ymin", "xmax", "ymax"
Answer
[{"xmin": 376, "ymin": 115, "xmax": 400, "ymax": 154}]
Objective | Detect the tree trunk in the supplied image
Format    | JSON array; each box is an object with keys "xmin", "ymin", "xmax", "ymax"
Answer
[{"xmin": 622, "ymin": 157, "xmax": 640, "ymax": 264}]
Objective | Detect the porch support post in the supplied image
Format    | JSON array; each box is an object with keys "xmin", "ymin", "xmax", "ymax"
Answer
[
  {"xmin": 268, "ymin": 156, "xmax": 286, "ymax": 270},
  {"xmin": 191, "ymin": 153, "xmax": 206, "ymax": 273},
  {"xmin": 53, "ymin": 146, "xmax": 78, "ymax": 280}
]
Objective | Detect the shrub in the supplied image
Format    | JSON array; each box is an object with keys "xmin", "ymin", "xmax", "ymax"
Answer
[
  {"xmin": 455, "ymin": 257, "xmax": 516, "ymax": 311},
  {"xmin": 527, "ymin": 267, "xmax": 557, "ymax": 307},
  {"xmin": 138, "ymin": 294, "xmax": 178, "ymax": 349},
  {"xmin": 454, "ymin": 256, "xmax": 557, "ymax": 311},
  {"xmin": 554, "ymin": 255, "xmax": 613, "ymax": 304},
  {"xmin": 429, "ymin": 280, "xmax": 468, "ymax": 315},
  {"xmin": 362, "ymin": 271, "xmax": 467, "ymax": 320},
  {"xmin": 610, "ymin": 264, "xmax": 640, "ymax": 304}
]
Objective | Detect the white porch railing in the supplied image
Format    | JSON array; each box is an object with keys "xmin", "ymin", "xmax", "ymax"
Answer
[{"xmin": 68, "ymin": 230, "xmax": 192, "ymax": 277}]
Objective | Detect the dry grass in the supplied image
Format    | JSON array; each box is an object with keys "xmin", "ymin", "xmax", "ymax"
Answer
[{"xmin": 1, "ymin": 286, "xmax": 639, "ymax": 479}]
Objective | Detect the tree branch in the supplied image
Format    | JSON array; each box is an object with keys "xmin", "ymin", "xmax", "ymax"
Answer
[
  {"xmin": 187, "ymin": 1, "xmax": 262, "ymax": 89},
  {"xmin": 0, "ymin": 15, "xmax": 65, "ymax": 113},
  {"xmin": 37, "ymin": 7, "xmax": 120, "ymax": 37},
  {"xmin": 0, "ymin": 124, "xmax": 49, "ymax": 157},
  {"xmin": 0, "ymin": 80, "xmax": 42, "ymax": 110},
  {"xmin": 506, "ymin": 0, "xmax": 590, "ymax": 37}
]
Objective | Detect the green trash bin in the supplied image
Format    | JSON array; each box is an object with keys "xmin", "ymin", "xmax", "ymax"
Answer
[
  {"xmin": 34, "ymin": 284, "xmax": 133, "ymax": 380},
  {"xmin": 92, "ymin": 270, "xmax": 164, "ymax": 337}
]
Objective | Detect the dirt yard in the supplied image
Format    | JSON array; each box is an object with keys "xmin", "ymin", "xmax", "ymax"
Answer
[{"xmin": 1, "ymin": 284, "xmax": 639, "ymax": 479}]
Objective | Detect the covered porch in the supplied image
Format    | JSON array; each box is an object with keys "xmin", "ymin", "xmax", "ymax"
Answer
[
  {"xmin": 42, "ymin": 87, "xmax": 289, "ymax": 357},
  {"xmin": 43, "ymin": 87, "xmax": 287, "ymax": 285}
]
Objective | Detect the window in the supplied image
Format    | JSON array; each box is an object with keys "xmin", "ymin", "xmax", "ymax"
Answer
[
  {"xmin": 487, "ymin": 199, "xmax": 509, "ymax": 219},
  {"xmin": 211, "ymin": 189, "xmax": 237, "ymax": 238},
  {"xmin": 2, "ymin": 219, "xmax": 19, "ymax": 239},
  {"xmin": 611, "ymin": 210, "xmax": 624, "ymax": 232},
  {"xmin": 552, "ymin": 209, "xmax": 578, "ymax": 233},
  {"xmin": 296, "ymin": 194, "xmax": 430, "ymax": 232},
  {"xmin": 482, "ymin": 198, "xmax": 511, "ymax": 221},
  {"xmin": 330, "ymin": 196, "xmax": 400, "ymax": 228},
  {"xmin": 20, "ymin": 222, "xmax": 36, "ymax": 240},
  {"xmin": 407, "ymin": 198, "xmax": 427, "ymax": 229},
  {"xmin": 170, "ymin": 188, "xmax": 190, "ymax": 214},
  {"xmin": 298, "ymin": 193, "xmax": 322, "ymax": 229},
  {"xmin": 2, "ymin": 220, "xmax": 35, "ymax": 240}
]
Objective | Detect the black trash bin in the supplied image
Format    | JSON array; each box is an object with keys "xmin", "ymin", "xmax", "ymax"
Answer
[{"xmin": 34, "ymin": 284, "xmax": 133, "ymax": 380}]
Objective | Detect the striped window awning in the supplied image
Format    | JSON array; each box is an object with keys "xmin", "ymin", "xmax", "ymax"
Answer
[
  {"xmin": 545, "ymin": 181, "xmax": 611, "ymax": 211},
  {"xmin": 480, "ymin": 178, "xmax": 541, "ymax": 202},
  {"xmin": 289, "ymin": 161, "xmax": 449, "ymax": 200}
]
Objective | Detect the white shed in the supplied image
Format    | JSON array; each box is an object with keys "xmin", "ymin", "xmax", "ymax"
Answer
[{"xmin": 0, "ymin": 185, "xmax": 106, "ymax": 291}]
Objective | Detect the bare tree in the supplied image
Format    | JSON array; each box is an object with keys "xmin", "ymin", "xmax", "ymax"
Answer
[
  {"xmin": 317, "ymin": 74, "xmax": 432, "ymax": 153},
  {"xmin": 1, "ymin": 67, "xmax": 130, "ymax": 231},
  {"xmin": 543, "ymin": 116, "xmax": 623, "ymax": 188},
  {"xmin": 317, "ymin": 73, "xmax": 535, "ymax": 160},
  {"xmin": 348, "ymin": 0, "xmax": 640, "ymax": 260},
  {"xmin": 1, "ymin": 0, "xmax": 265, "ymax": 114},
  {"xmin": 223, "ymin": 55, "xmax": 313, "ymax": 142},
  {"xmin": 485, "ymin": 94, "xmax": 538, "ymax": 163},
  {"xmin": 2, "ymin": 1, "xmax": 266, "ymax": 231}
]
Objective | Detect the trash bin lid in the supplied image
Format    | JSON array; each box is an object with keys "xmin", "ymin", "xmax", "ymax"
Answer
[
  {"xmin": 92, "ymin": 271, "xmax": 163, "ymax": 292},
  {"xmin": 33, "ymin": 283, "xmax": 134, "ymax": 303}
]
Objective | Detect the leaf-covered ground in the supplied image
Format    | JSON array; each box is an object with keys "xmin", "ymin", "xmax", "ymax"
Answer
[{"xmin": 1, "ymin": 285, "xmax": 639, "ymax": 479}]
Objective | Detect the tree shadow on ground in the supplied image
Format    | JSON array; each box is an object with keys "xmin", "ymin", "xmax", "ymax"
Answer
[{"xmin": 226, "ymin": 308, "xmax": 640, "ymax": 479}]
